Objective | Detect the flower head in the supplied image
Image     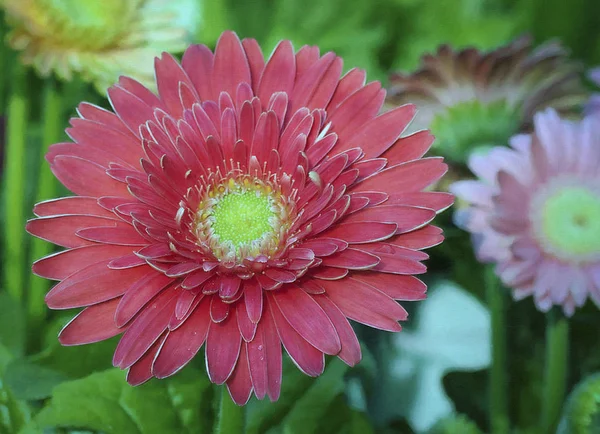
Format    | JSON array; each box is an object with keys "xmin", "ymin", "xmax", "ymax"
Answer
[
  {"xmin": 451, "ymin": 109, "xmax": 600, "ymax": 316},
  {"xmin": 386, "ymin": 37, "xmax": 586, "ymax": 162},
  {"xmin": 2, "ymin": 0, "xmax": 192, "ymax": 92},
  {"xmin": 27, "ymin": 31, "xmax": 451, "ymax": 404}
]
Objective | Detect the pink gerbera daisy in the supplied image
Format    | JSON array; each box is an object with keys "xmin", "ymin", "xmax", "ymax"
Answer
[
  {"xmin": 27, "ymin": 31, "xmax": 451, "ymax": 404},
  {"xmin": 451, "ymin": 109, "xmax": 600, "ymax": 316}
]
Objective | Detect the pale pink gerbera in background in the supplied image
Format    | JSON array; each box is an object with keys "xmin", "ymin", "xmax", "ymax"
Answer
[
  {"xmin": 452, "ymin": 109, "xmax": 600, "ymax": 316},
  {"xmin": 27, "ymin": 31, "xmax": 451, "ymax": 404}
]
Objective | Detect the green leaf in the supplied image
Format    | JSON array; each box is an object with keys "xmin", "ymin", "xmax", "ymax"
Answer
[
  {"xmin": 0, "ymin": 378, "xmax": 31, "ymax": 434},
  {"xmin": 36, "ymin": 366, "xmax": 213, "ymax": 434},
  {"xmin": 247, "ymin": 357, "xmax": 373, "ymax": 434},
  {"xmin": 4, "ymin": 360, "xmax": 68, "ymax": 400},
  {"xmin": 0, "ymin": 292, "xmax": 26, "ymax": 357}
]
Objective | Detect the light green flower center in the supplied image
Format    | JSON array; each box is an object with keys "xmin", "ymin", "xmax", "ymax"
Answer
[
  {"xmin": 539, "ymin": 186, "xmax": 600, "ymax": 261},
  {"xmin": 211, "ymin": 191, "xmax": 277, "ymax": 247},
  {"xmin": 430, "ymin": 99, "xmax": 520, "ymax": 162},
  {"xmin": 32, "ymin": 0, "xmax": 138, "ymax": 49}
]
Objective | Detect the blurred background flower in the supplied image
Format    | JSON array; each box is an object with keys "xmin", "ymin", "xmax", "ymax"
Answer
[
  {"xmin": 451, "ymin": 109, "xmax": 600, "ymax": 316},
  {"xmin": 386, "ymin": 37, "xmax": 586, "ymax": 163},
  {"xmin": 1, "ymin": 0, "xmax": 197, "ymax": 93}
]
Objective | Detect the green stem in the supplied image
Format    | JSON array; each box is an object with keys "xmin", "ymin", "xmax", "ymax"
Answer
[
  {"xmin": 540, "ymin": 308, "xmax": 569, "ymax": 434},
  {"xmin": 215, "ymin": 389, "xmax": 245, "ymax": 434},
  {"xmin": 3, "ymin": 63, "xmax": 29, "ymax": 303},
  {"xmin": 486, "ymin": 266, "xmax": 509, "ymax": 434},
  {"xmin": 27, "ymin": 78, "xmax": 62, "ymax": 342}
]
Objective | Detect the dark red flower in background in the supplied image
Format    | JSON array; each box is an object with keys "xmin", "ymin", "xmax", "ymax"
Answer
[{"xmin": 27, "ymin": 31, "xmax": 451, "ymax": 404}]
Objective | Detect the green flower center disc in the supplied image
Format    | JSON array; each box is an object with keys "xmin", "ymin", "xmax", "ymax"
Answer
[
  {"xmin": 35, "ymin": 0, "xmax": 137, "ymax": 49},
  {"xmin": 211, "ymin": 190, "xmax": 276, "ymax": 248},
  {"xmin": 541, "ymin": 186, "xmax": 600, "ymax": 261}
]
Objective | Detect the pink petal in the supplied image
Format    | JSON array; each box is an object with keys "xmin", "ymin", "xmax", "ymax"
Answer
[
  {"xmin": 28, "ymin": 215, "xmax": 116, "ymax": 248},
  {"xmin": 46, "ymin": 263, "xmax": 153, "ymax": 309},
  {"xmin": 51, "ymin": 156, "xmax": 129, "ymax": 197},
  {"xmin": 268, "ymin": 296, "xmax": 325, "ymax": 377},
  {"xmin": 182, "ymin": 44, "xmax": 214, "ymax": 101},
  {"xmin": 313, "ymin": 295, "xmax": 361, "ymax": 366},
  {"xmin": 206, "ymin": 314, "xmax": 242, "ymax": 384},
  {"xmin": 213, "ymin": 31, "xmax": 252, "ymax": 97},
  {"xmin": 33, "ymin": 245, "xmax": 133, "ymax": 280},
  {"xmin": 237, "ymin": 302, "xmax": 257, "ymax": 342},
  {"xmin": 321, "ymin": 248, "xmax": 380, "ymax": 270},
  {"xmin": 328, "ymin": 68, "xmax": 366, "ymax": 111},
  {"xmin": 244, "ymin": 279, "xmax": 263, "ymax": 324},
  {"xmin": 58, "ymin": 298, "xmax": 122, "ymax": 345},
  {"xmin": 210, "ymin": 295, "xmax": 230, "ymax": 322},
  {"xmin": 113, "ymin": 288, "xmax": 180, "ymax": 368},
  {"xmin": 155, "ymin": 53, "xmax": 198, "ymax": 116},
  {"xmin": 272, "ymin": 285, "xmax": 341, "ymax": 355},
  {"xmin": 322, "ymin": 222, "xmax": 397, "ymax": 244},
  {"xmin": 388, "ymin": 192, "xmax": 454, "ymax": 213},
  {"xmin": 152, "ymin": 297, "xmax": 211, "ymax": 378},
  {"xmin": 115, "ymin": 272, "xmax": 174, "ymax": 327},
  {"xmin": 354, "ymin": 158, "xmax": 447, "ymax": 193},
  {"xmin": 344, "ymin": 205, "xmax": 436, "ymax": 233},
  {"xmin": 242, "ymin": 38, "xmax": 265, "ymax": 90},
  {"xmin": 33, "ymin": 196, "xmax": 116, "ymax": 218},
  {"xmin": 381, "ymin": 130, "xmax": 434, "ymax": 166},
  {"xmin": 126, "ymin": 333, "xmax": 166, "ymax": 386},
  {"xmin": 77, "ymin": 225, "xmax": 147, "ymax": 246},
  {"xmin": 353, "ymin": 273, "xmax": 427, "ymax": 300},
  {"xmin": 321, "ymin": 278, "xmax": 407, "ymax": 331},
  {"xmin": 226, "ymin": 343, "xmax": 253, "ymax": 405},
  {"xmin": 393, "ymin": 225, "xmax": 444, "ymax": 250},
  {"xmin": 258, "ymin": 40, "xmax": 296, "ymax": 103}
]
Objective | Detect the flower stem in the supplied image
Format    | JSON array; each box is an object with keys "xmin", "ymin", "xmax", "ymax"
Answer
[
  {"xmin": 486, "ymin": 266, "xmax": 509, "ymax": 434},
  {"xmin": 3, "ymin": 63, "xmax": 29, "ymax": 303},
  {"xmin": 215, "ymin": 389, "xmax": 245, "ymax": 434},
  {"xmin": 27, "ymin": 78, "xmax": 62, "ymax": 341},
  {"xmin": 540, "ymin": 308, "xmax": 569, "ymax": 434}
]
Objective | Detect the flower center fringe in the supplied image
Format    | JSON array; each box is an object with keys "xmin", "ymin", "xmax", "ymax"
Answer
[
  {"xmin": 194, "ymin": 176, "xmax": 292, "ymax": 262},
  {"xmin": 532, "ymin": 178, "xmax": 600, "ymax": 263}
]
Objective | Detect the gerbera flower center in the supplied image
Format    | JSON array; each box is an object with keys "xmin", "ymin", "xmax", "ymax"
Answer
[
  {"xmin": 211, "ymin": 190, "xmax": 276, "ymax": 247},
  {"xmin": 195, "ymin": 177, "xmax": 292, "ymax": 262},
  {"xmin": 533, "ymin": 181, "xmax": 600, "ymax": 263}
]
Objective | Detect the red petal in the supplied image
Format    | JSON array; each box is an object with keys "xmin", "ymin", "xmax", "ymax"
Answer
[
  {"xmin": 27, "ymin": 215, "xmax": 117, "ymax": 248},
  {"xmin": 353, "ymin": 273, "xmax": 427, "ymax": 301},
  {"xmin": 152, "ymin": 298, "xmax": 211, "ymax": 378},
  {"xmin": 165, "ymin": 262, "xmax": 202, "ymax": 278},
  {"xmin": 107, "ymin": 85, "xmax": 156, "ymax": 139},
  {"xmin": 337, "ymin": 104, "xmax": 416, "ymax": 158},
  {"xmin": 126, "ymin": 333, "xmax": 166, "ymax": 386},
  {"xmin": 219, "ymin": 275, "xmax": 242, "ymax": 300},
  {"xmin": 321, "ymin": 248, "xmax": 380, "ymax": 270},
  {"xmin": 313, "ymin": 295, "xmax": 361, "ymax": 366},
  {"xmin": 115, "ymin": 272, "xmax": 173, "ymax": 327},
  {"xmin": 291, "ymin": 53, "xmax": 342, "ymax": 112},
  {"xmin": 212, "ymin": 31, "xmax": 252, "ymax": 97},
  {"xmin": 264, "ymin": 268, "xmax": 297, "ymax": 283},
  {"xmin": 46, "ymin": 263, "xmax": 153, "ymax": 309},
  {"xmin": 181, "ymin": 270, "xmax": 215, "ymax": 290},
  {"xmin": 226, "ymin": 343, "xmax": 253, "ymax": 405},
  {"xmin": 33, "ymin": 245, "xmax": 133, "ymax": 280},
  {"xmin": 34, "ymin": 196, "xmax": 116, "ymax": 218},
  {"xmin": 321, "ymin": 278, "xmax": 407, "ymax": 331},
  {"xmin": 388, "ymin": 192, "xmax": 454, "ymax": 213},
  {"xmin": 108, "ymin": 254, "xmax": 146, "ymax": 269},
  {"xmin": 244, "ymin": 279, "xmax": 263, "ymax": 324},
  {"xmin": 210, "ymin": 295, "xmax": 230, "ymax": 322},
  {"xmin": 354, "ymin": 158, "xmax": 447, "ymax": 193},
  {"xmin": 237, "ymin": 302, "xmax": 257, "ymax": 342},
  {"xmin": 272, "ymin": 285, "xmax": 341, "ymax": 355},
  {"xmin": 58, "ymin": 298, "xmax": 122, "ymax": 345},
  {"xmin": 258, "ymin": 40, "xmax": 296, "ymax": 103},
  {"xmin": 52, "ymin": 156, "xmax": 128, "ymax": 197},
  {"xmin": 299, "ymin": 238, "xmax": 340, "ymax": 256},
  {"xmin": 382, "ymin": 130, "xmax": 434, "ymax": 166},
  {"xmin": 77, "ymin": 225, "xmax": 147, "ymax": 246},
  {"xmin": 113, "ymin": 288, "xmax": 180, "ymax": 368},
  {"xmin": 206, "ymin": 314, "xmax": 242, "ymax": 384},
  {"xmin": 155, "ymin": 53, "xmax": 197, "ymax": 116},
  {"xmin": 344, "ymin": 205, "xmax": 436, "ymax": 233},
  {"xmin": 393, "ymin": 225, "xmax": 444, "ymax": 250},
  {"xmin": 311, "ymin": 267, "xmax": 348, "ymax": 280},
  {"xmin": 322, "ymin": 222, "xmax": 397, "ymax": 244},
  {"xmin": 182, "ymin": 44, "xmax": 214, "ymax": 100},
  {"xmin": 328, "ymin": 68, "xmax": 366, "ymax": 111},
  {"xmin": 268, "ymin": 296, "xmax": 324, "ymax": 377},
  {"xmin": 242, "ymin": 38, "xmax": 265, "ymax": 90}
]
